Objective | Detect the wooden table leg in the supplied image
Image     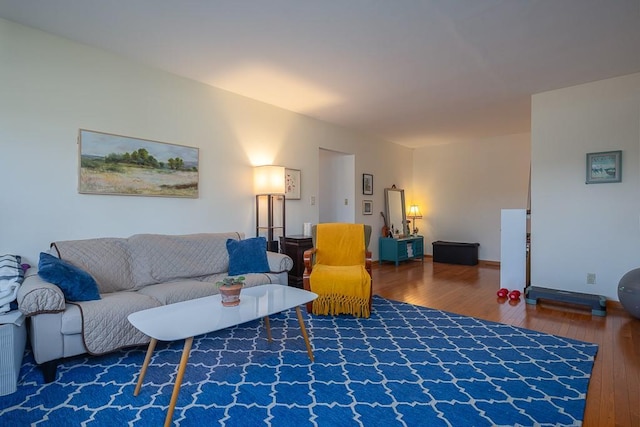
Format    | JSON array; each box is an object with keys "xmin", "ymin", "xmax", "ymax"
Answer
[
  {"xmin": 264, "ymin": 316, "xmax": 272, "ymax": 342},
  {"xmin": 164, "ymin": 336, "xmax": 193, "ymax": 427},
  {"xmin": 295, "ymin": 306, "xmax": 314, "ymax": 362},
  {"xmin": 134, "ymin": 338, "xmax": 157, "ymax": 397}
]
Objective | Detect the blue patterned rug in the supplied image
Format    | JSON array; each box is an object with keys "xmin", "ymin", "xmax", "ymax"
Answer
[{"xmin": 1, "ymin": 296, "xmax": 597, "ymax": 426}]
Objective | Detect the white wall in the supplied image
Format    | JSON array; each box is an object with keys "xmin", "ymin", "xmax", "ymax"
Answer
[
  {"xmin": 0, "ymin": 19, "xmax": 411, "ymax": 264},
  {"xmin": 412, "ymin": 134, "xmax": 531, "ymax": 261},
  {"xmin": 531, "ymin": 73, "xmax": 640, "ymax": 300}
]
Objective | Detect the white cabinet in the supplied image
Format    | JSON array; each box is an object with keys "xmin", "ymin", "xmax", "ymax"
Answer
[{"xmin": 500, "ymin": 209, "xmax": 527, "ymax": 289}]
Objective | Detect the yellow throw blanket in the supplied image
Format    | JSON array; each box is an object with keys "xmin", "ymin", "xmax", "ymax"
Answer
[{"xmin": 310, "ymin": 223, "xmax": 371, "ymax": 318}]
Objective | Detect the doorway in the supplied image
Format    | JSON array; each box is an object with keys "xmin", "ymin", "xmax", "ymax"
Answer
[{"xmin": 318, "ymin": 148, "xmax": 355, "ymax": 223}]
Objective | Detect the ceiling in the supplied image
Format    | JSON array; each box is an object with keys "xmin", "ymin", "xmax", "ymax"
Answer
[{"xmin": 1, "ymin": 0, "xmax": 639, "ymax": 148}]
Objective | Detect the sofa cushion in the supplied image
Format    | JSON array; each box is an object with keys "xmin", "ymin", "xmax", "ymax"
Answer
[
  {"xmin": 128, "ymin": 233, "xmax": 243, "ymax": 285},
  {"xmin": 138, "ymin": 274, "xmax": 278, "ymax": 305},
  {"xmin": 72, "ymin": 292, "xmax": 161, "ymax": 355},
  {"xmin": 227, "ymin": 237, "xmax": 270, "ymax": 276},
  {"xmin": 137, "ymin": 279, "xmax": 218, "ymax": 305},
  {"xmin": 60, "ymin": 303, "xmax": 83, "ymax": 335},
  {"xmin": 52, "ymin": 238, "xmax": 135, "ymax": 293},
  {"xmin": 199, "ymin": 272, "xmax": 280, "ymax": 286},
  {"xmin": 37, "ymin": 253, "xmax": 101, "ymax": 302}
]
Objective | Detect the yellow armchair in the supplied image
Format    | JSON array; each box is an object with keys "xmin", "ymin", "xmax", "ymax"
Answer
[{"xmin": 303, "ymin": 223, "xmax": 372, "ymax": 317}]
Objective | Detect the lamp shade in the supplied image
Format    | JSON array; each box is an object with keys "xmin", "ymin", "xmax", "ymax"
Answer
[
  {"xmin": 408, "ymin": 205, "xmax": 423, "ymax": 219},
  {"xmin": 254, "ymin": 165, "xmax": 285, "ymax": 194}
]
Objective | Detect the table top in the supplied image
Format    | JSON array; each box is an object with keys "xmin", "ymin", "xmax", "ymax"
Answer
[
  {"xmin": 283, "ymin": 235, "xmax": 313, "ymax": 240},
  {"xmin": 128, "ymin": 284, "xmax": 317, "ymax": 341}
]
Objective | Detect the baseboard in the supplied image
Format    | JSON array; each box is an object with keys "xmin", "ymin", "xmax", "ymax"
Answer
[
  {"xmin": 427, "ymin": 254, "xmax": 499, "ymax": 267},
  {"xmin": 376, "ymin": 255, "xmax": 500, "ymax": 268},
  {"xmin": 479, "ymin": 260, "xmax": 500, "ymax": 267}
]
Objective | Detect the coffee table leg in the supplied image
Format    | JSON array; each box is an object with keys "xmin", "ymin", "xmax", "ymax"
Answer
[
  {"xmin": 165, "ymin": 336, "xmax": 193, "ymax": 427},
  {"xmin": 134, "ymin": 338, "xmax": 157, "ymax": 396},
  {"xmin": 264, "ymin": 316, "xmax": 273, "ymax": 342},
  {"xmin": 295, "ymin": 306, "xmax": 314, "ymax": 362}
]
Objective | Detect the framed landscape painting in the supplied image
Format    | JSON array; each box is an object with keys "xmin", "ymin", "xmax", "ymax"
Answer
[{"xmin": 78, "ymin": 129, "xmax": 199, "ymax": 198}]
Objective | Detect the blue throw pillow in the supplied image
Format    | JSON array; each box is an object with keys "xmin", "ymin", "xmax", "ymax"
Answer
[
  {"xmin": 226, "ymin": 237, "xmax": 270, "ymax": 276},
  {"xmin": 38, "ymin": 252, "xmax": 101, "ymax": 302}
]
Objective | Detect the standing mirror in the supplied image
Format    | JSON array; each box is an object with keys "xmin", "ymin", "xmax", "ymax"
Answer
[{"xmin": 384, "ymin": 188, "xmax": 407, "ymax": 238}]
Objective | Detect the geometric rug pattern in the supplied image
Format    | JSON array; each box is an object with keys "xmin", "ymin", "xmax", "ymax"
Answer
[{"xmin": 0, "ymin": 296, "xmax": 598, "ymax": 426}]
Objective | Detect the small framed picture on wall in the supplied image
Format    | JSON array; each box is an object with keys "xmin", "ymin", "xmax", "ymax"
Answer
[
  {"xmin": 362, "ymin": 200, "xmax": 373, "ymax": 215},
  {"xmin": 285, "ymin": 168, "xmax": 301, "ymax": 199},
  {"xmin": 363, "ymin": 174, "xmax": 373, "ymax": 195},
  {"xmin": 586, "ymin": 150, "xmax": 622, "ymax": 184}
]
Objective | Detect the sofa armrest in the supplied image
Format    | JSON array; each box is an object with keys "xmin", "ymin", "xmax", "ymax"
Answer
[
  {"xmin": 266, "ymin": 251, "xmax": 293, "ymax": 273},
  {"xmin": 17, "ymin": 273, "xmax": 66, "ymax": 316}
]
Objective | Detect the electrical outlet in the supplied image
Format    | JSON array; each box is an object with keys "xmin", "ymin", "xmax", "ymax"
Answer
[
  {"xmin": 344, "ymin": 198, "xmax": 348, "ymax": 205},
  {"xmin": 586, "ymin": 273, "xmax": 596, "ymax": 285},
  {"xmin": 310, "ymin": 196, "xmax": 315, "ymax": 205}
]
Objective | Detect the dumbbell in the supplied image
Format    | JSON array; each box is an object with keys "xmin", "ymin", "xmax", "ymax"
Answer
[
  {"xmin": 497, "ymin": 288, "xmax": 508, "ymax": 298},
  {"xmin": 508, "ymin": 290, "xmax": 521, "ymax": 300}
]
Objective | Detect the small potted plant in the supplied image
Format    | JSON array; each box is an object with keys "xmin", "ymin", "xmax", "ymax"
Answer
[{"xmin": 216, "ymin": 276, "xmax": 245, "ymax": 307}]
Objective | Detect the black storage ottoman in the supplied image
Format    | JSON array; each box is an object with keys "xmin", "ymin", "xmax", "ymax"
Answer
[{"xmin": 432, "ymin": 241, "xmax": 479, "ymax": 265}]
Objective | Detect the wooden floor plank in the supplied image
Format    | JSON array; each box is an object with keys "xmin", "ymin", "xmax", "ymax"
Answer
[{"xmin": 371, "ymin": 259, "xmax": 640, "ymax": 427}]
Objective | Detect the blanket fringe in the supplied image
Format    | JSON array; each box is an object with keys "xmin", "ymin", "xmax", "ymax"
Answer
[{"xmin": 312, "ymin": 293, "xmax": 370, "ymax": 318}]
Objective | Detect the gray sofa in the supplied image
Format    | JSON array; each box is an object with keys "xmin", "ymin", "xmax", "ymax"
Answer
[{"xmin": 17, "ymin": 232, "xmax": 293, "ymax": 382}]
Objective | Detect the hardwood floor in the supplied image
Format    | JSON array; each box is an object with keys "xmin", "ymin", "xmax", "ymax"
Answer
[{"xmin": 372, "ymin": 258, "xmax": 640, "ymax": 427}]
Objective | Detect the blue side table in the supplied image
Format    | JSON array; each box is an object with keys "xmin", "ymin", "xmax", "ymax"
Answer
[{"xmin": 379, "ymin": 236, "xmax": 425, "ymax": 266}]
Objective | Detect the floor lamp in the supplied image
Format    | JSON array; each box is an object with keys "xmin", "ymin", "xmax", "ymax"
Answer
[{"xmin": 254, "ymin": 166, "xmax": 286, "ymax": 252}]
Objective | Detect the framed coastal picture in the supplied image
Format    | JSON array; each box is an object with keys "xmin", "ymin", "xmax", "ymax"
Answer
[
  {"xmin": 586, "ymin": 150, "xmax": 621, "ymax": 184},
  {"xmin": 285, "ymin": 168, "xmax": 301, "ymax": 200},
  {"xmin": 78, "ymin": 129, "xmax": 199, "ymax": 198}
]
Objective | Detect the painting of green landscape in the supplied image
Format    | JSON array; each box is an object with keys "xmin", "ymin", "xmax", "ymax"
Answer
[{"xmin": 78, "ymin": 129, "xmax": 199, "ymax": 198}]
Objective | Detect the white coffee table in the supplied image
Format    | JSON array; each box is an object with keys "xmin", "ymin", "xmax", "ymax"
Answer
[{"xmin": 128, "ymin": 284, "xmax": 318, "ymax": 427}]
